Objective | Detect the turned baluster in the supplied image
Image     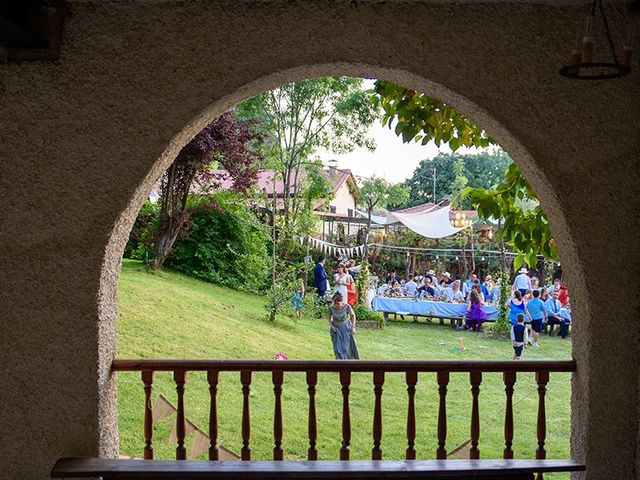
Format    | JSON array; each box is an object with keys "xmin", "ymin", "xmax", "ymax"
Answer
[
  {"xmin": 306, "ymin": 371, "xmax": 318, "ymax": 460},
  {"xmin": 273, "ymin": 371, "xmax": 284, "ymax": 460},
  {"xmin": 173, "ymin": 369, "xmax": 187, "ymax": 460},
  {"xmin": 503, "ymin": 371, "xmax": 516, "ymax": 459},
  {"xmin": 241, "ymin": 370, "xmax": 252, "ymax": 460},
  {"xmin": 469, "ymin": 371, "xmax": 482, "ymax": 460},
  {"xmin": 405, "ymin": 371, "xmax": 418, "ymax": 460},
  {"xmin": 535, "ymin": 371, "xmax": 549, "ymax": 480},
  {"xmin": 372, "ymin": 371, "xmax": 385, "ymax": 460},
  {"xmin": 436, "ymin": 371, "xmax": 449, "ymax": 459},
  {"xmin": 207, "ymin": 370, "xmax": 219, "ymax": 460},
  {"xmin": 340, "ymin": 370, "xmax": 351, "ymax": 460},
  {"xmin": 142, "ymin": 370, "xmax": 154, "ymax": 460}
]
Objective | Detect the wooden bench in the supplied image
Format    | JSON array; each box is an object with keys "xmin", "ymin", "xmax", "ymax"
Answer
[{"xmin": 51, "ymin": 457, "xmax": 585, "ymax": 480}]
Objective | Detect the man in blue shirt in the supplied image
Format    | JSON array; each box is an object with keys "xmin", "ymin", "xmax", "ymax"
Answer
[
  {"xmin": 526, "ymin": 289, "xmax": 547, "ymax": 347},
  {"xmin": 313, "ymin": 255, "xmax": 328, "ymax": 298},
  {"xmin": 544, "ymin": 289, "xmax": 569, "ymax": 339}
]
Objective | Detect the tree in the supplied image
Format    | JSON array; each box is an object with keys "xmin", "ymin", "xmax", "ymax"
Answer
[
  {"xmin": 401, "ymin": 151, "xmax": 512, "ymax": 208},
  {"xmin": 371, "ymin": 80, "xmax": 494, "ymax": 149},
  {"xmin": 238, "ymin": 77, "xmax": 377, "ymax": 248},
  {"xmin": 461, "ymin": 163, "xmax": 558, "ymax": 268},
  {"xmin": 371, "ymin": 80, "xmax": 554, "ymax": 264},
  {"xmin": 358, "ymin": 177, "xmax": 409, "ymax": 257},
  {"xmin": 151, "ymin": 110, "xmax": 262, "ymax": 270}
]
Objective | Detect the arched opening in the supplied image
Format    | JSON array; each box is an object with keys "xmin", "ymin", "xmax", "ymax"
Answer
[
  {"xmin": 108, "ymin": 69, "xmax": 579, "ymax": 464},
  {"xmin": 4, "ymin": 3, "xmax": 636, "ymax": 479}
]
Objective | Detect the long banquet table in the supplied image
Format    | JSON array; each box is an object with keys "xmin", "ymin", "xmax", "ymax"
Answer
[{"xmin": 372, "ymin": 296, "xmax": 498, "ymax": 320}]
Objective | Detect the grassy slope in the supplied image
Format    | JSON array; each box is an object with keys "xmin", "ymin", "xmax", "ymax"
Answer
[{"xmin": 117, "ymin": 260, "xmax": 572, "ymax": 469}]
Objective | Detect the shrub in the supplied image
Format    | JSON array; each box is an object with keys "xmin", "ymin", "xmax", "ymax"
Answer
[
  {"xmin": 165, "ymin": 190, "xmax": 270, "ymax": 293},
  {"xmin": 353, "ymin": 303, "xmax": 384, "ymax": 322}
]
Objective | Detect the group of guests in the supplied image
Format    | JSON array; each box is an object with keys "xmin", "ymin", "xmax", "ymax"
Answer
[
  {"xmin": 376, "ymin": 270, "xmax": 502, "ymax": 307},
  {"xmin": 312, "ymin": 255, "xmax": 571, "ymax": 361},
  {"xmin": 313, "ymin": 255, "xmax": 359, "ymax": 306},
  {"xmin": 374, "ymin": 266, "xmax": 571, "ymax": 339},
  {"xmin": 508, "ymin": 268, "xmax": 571, "ymax": 346}
]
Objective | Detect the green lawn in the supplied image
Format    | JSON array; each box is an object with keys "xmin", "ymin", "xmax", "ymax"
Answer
[{"xmin": 117, "ymin": 259, "xmax": 572, "ymax": 472}]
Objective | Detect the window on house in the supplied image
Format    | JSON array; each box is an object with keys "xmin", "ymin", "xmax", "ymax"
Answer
[
  {"xmin": 348, "ymin": 208, "xmax": 353, "ymax": 217},
  {"xmin": 330, "ymin": 206, "xmax": 337, "ymax": 213}
]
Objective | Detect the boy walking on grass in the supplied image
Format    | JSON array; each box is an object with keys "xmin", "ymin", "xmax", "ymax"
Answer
[{"xmin": 511, "ymin": 313, "xmax": 529, "ymax": 360}]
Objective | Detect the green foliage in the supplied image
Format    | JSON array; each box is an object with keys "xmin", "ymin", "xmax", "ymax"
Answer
[
  {"xmin": 370, "ymin": 80, "xmax": 552, "ymax": 264},
  {"xmin": 355, "ymin": 260, "xmax": 371, "ymax": 305},
  {"xmin": 359, "ymin": 176, "xmax": 410, "ymax": 213},
  {"xmin": 371, "ymin": 80, "xmax": 494, "ymax": 149},
  {"xmin": 401, "ymin": 151, "xmax": 512, "ymax": 208},
  {"xmin": 238, "ymin": 77, "xmax": 377, "ymax": 245},
  {"xmin": 494, "ymin": 269, "xmax": 512, "ymax": 335},
  {"xmin": 450, "ymin": 156, "xmax": 468, "ymax": 200},
  {"xmin": 123, "ymin": 200, "xmax": 158, "ymax": 262},
  {"xmin": 165, "ymin": 191, "xmax": 270, "ymax": 293},
  {"xmin": 462, "ymin": 163, "xmax": 557, "ymax": 265},
  {"xmin": 352, "ymin": 303, "xmax": 384, "ymax": 323},
  {"xmin": 264, "ymin": 261, "xmax": 310, "ymax": 322}
]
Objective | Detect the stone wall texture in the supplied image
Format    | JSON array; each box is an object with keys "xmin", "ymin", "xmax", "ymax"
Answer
[{"xmin": 0, "ymin": 1, "xmax": 638, "ymax": 479}]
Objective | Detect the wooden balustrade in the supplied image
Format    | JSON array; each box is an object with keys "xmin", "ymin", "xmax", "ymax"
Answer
[{"xmin": 112, "ymin": 359, "xmax": 575, "ymax": 463}]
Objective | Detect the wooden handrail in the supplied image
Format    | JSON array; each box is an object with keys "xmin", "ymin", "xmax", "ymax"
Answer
[
  {"xmin": 113, "ymin": 358, "xmax": 575, "ymax": 466},
  {"xmin": 112, "ymin": 359, "xmax": 576, "ymax": 373}
]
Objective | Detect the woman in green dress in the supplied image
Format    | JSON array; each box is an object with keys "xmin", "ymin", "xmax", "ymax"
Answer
[{"xmin": 328, "ymin": 292, "xmax": 359, "ymax": 359}]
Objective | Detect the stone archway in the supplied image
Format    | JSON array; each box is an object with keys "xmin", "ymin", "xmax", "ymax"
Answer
[{"xmin": 1, "ymin": 2, "xmax": 638, "ymax": 480}]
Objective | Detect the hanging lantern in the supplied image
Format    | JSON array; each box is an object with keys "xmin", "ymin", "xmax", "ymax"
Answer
[{"xmin": 559, "ymin": 0, "xmax": 633, "ymax": 79}]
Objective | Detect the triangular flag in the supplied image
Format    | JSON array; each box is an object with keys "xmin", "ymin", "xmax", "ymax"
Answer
[
  {"xmin": 153, "ymin": 394, "xmax": 176, "ymax": 422},
  {"xmin": 169, "ymin": 418, "xmax": 197, "ymax": 443},
  {"xmin": 190, "ymin": 429, "xmax": 210, "ymax": 459}
]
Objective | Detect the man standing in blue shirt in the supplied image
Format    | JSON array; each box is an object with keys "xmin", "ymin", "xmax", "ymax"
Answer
[
  {"xmin": 526, "ymin": 289, "xmax": 547, "ymax": 347},
  {"xmin": 313, "ymin": 255, "xmax": 328, "ymax": 298}
]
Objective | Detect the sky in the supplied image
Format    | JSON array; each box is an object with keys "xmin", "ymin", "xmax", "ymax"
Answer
[
  {"xmin": 317, "ymin": 123, "xmax": 485, "ymax": 184},
  {"xmin": 316, "ymin": 78, "xmax": 486, "ymax": 184}
]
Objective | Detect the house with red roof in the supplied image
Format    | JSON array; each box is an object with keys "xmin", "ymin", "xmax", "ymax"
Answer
[{"xmin": 210, "ymin": 166, "xmax": 365, "ymax": 240}]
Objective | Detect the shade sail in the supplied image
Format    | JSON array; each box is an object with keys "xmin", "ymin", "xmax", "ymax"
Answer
[{"xmin": 391, "ymin": 205, "xmax": 468, "ymax": 239}]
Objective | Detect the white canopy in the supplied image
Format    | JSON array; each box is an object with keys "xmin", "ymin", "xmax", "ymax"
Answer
[
  {"xmin": 391, "ymin": 205, "xmax": 469, "ymax": 239},
  {"xmin": 354, "ymin": 209, "xmax": 394, "ymax": 225}
]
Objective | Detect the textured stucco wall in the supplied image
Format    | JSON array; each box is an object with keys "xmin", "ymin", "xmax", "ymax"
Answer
[{"xmin": 0, "ymin": 1, "xmax": 638, "ymax": 479}]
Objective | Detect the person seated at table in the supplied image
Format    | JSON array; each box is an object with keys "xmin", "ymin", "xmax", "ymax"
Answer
[
  {"xmin": 417, "ymin": 276, "xmax": 436, "ymax": 298},
  {"xmin": 463, "ymin": 274, "xmax": 478, "ymax": 298},
  {"xmin": 465, "ymin": 289, "xmax": 487, "ymax": 332},
  {"xmin": 445, "ymin": 280, "xmax": 465, "ymax": 302},
  {"xmin": 439, "ymin": 271, "xmax": 453, "ymax": 285},
  {"xmin": 547, "ymin": 278, "xmax": 561, "ymax": 295},
  {"xmin": 545, "ymin": 289, "xmax": 569, "ymax": 339},
  {"xmin": 558, "ymin": 283, "xmax": 570, "ymax": 306},
  {"xmin": 426, "ymin": 269, "xmax": 437, "ymax": 284},
  {"xmin": 386, "ymin": 269, "xmax": 401, "ymax": 284},
  {"xmin": 530, "ymin": 276, "xmax": 541, "ymax": 293},
  {"xmin": 489, "ymin": 280, "xmax": 502, "ymax": 305},
  {"xmin": 404, "ymin": 274, "xmax": 418, "ymax": 297},
  {"xmin": 376, "ymin": 282, "xmax": 390, "ymax": 297},
  {"xmin": 388, "ymin": 280, "xmax": 404, "ymax": 298}
]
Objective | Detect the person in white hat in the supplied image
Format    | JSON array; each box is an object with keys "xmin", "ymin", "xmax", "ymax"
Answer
[{"xmin": 513, "ymin": 267, "xmax": 532, "ymax": 296}]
